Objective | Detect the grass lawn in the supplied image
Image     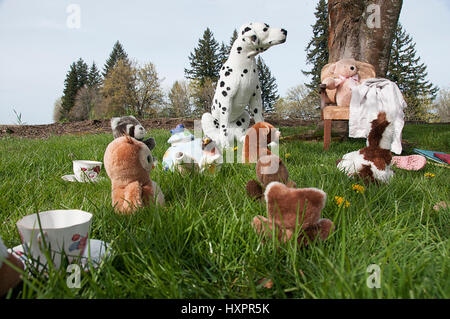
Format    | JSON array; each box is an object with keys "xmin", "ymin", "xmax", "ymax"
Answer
[{"xmin": 0, "ymin": 123, "xmax": 448, "ymax": 298}]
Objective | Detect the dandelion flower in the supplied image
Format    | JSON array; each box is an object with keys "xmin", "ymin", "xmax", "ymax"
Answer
[
  {"xmin": 352, "ymin": 184, "xmax": 365, "ymax": 194},
  {"xmin": 424, "ymin": 172, "xmax": 435, "ymax": 178},
  {"xmin": 334, "ymin": 196, "xmax": 350, "ymax": 208},
  {"xmin": 233, "ymin": 146, "xmax": 238, "ymax": 152},
  {"xmin": 285, "ymin": 153, "xmax": 291, "ymax": 158}
]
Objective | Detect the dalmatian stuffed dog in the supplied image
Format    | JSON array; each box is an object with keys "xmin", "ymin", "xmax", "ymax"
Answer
[{"xmin": 202, "ymin": 22, "xmax": 287, "ymax": 149}]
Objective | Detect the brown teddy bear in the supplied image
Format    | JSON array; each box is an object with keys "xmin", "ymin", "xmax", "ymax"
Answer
[
  {"xmin": 104, "ymin": 136, "xmax": 164, "ymax": 214},
  {"xmin": 252, "ymin": 182, "xmax": 334, "ymax": 246},
  {"xmin": 242, "ymin": 122, "xmax": 280, "ymax": 164},
  {"xmin": 246, "ymin": 154, "xmax": 296, "ymax": 200},
  {"xmin": 322, "ymin": 58, "xmax": 360, "ymax": 107}
]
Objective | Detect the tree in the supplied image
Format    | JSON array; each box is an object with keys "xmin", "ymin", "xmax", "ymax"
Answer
[
  {"xmin": 257, "ymin": 57, "xmax": 279, "ymax": 114},
  {"xmin": 69, "ymin": 86, "xmax": 103, "ymax": 121},
  {"xmin": 103, "ymin": 41, "xmax": 129, "ymax": 78},
  {"xmin": 133, "ymin": 62, "xmax": 165, "ymax": 117},
  {"xmin": 167, "ymin": 80, "xmax": 192, "ymax": 118},
  {"xmin": 228, "ymin": 29, "xmax": 238, "ymax": 55},
  {"xmin": 189, "ymin": 78, "xmax": 216, "ymax": 116},
  {"xmin": 218, "ymin": 42, "xmax": 229, "ymax": 66},
  {"xmin": 184, "ymin": 28, "xmax": 222, "ymax": 84},
  {"xmin": 93, "ymin": 60, "xmax": 165, "ymax": 118},
  {"xmin": 96, "ymin": 59, "xmax": 135, "ymax": 118},
  {"xmin": 434, "ymin": 88, "xmax": 450, "ymax": 123},
  {"xmin": 386, "ymin": 23, "xmax": 438, "ymax": 121},
  {"xmin": 274, "ymin": 85, "xmax": 321, "ymax": 120},
  {"xmin": 328, "ymin": 0, "xmax": 403, "ymax": 77},
  {"xmin": 75, "ymin": 58, "xmax": 88, "ymax": 90},
  {"xmin": 61, "ymin": 62, "xmax": 79, "ymax": 118},
  {"xmin": 302, "ymin": 0, "xmax": 329, "ymax": 90},
  {"xmin": 53, "ymin": 97, "xmax": 64, "ymax": 122},
  {"xmin": 87, "ymin": 62, "xmax": 102, "ymax": 88}
]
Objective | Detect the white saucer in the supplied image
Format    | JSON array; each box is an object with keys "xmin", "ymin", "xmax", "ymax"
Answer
[
  {"xmin": 61, "ymin": 174, "xmax": 106, "ymax": 183},
  {"xmin": 8, "ymin": 239, "xmax": 111, "ymax": 271}
]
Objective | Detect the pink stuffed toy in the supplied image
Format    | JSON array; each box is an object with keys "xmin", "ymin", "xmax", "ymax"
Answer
[{"xmin": 322, "ymin": 58, "xmax": 360, "ymax": 107}]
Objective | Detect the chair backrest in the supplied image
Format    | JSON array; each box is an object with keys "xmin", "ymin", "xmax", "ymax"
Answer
[{"xmin": 321, "ymin": 60, "xmax": 376, "ymax": 104}]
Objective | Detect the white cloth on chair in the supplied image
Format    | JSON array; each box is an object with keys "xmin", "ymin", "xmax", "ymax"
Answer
[{"xmin": 349, "ymin": 78, "xmax": 407, "ymax": 154}]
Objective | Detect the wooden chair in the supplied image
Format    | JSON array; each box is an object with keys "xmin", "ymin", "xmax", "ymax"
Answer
[{"xmin": 319, "ymin": 61, "xmax": 376, "ymax": 150}]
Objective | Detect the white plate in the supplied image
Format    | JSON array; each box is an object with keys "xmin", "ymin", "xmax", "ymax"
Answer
[
  {"xmin": 8, "ymin": 239, "xmax": 111, "ymax": 272},
  {"xmin": 61, "ymin": 174, "xmax": 106, "ymax": 183}
]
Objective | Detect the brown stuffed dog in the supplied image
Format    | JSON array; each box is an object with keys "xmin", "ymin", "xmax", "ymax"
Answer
[
  {"xmin": 246, "ymin": 154, "xmax": 296, "ymax": 200},
  {"xmin": 252, "ymin": 182, "xmax": 334, "ymax": 246},
  {"xmin": 104, "ymin": 136, "xmax": 164, "ymax": 214},
  {"xmin": 242, "ymin": 122, "xmax": 280, "ymax": 164}
]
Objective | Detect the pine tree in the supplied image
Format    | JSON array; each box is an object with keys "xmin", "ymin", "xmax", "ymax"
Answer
[
  {"xmin": 218, "ymin": 42, "xmax": 229, "ymax": 66},
  {"xmin": 103, "ymin": 41, "xmax": 129, "ymax": 78},
  {"xmin": 227, "ymin": 29, "xmax": 238, "ymax": 56},
  {"xmin": 257, "ymin": 57, "xmax": 279, "ymax": 114},
  {"xmin": 386, "ymin": 23, "xmax": 438, "ymax": 120},
  {"xmin": 75, "ymin": 58, "xmax": 88, "ymax": 90},
  {"xmin": 87, "ymin": 62, "xmax": 102, "ymax": 88},
  {"xmin": 302, "ymin": 0, "xmax": 329, "ymax": 90},
  {"xmin": 61, "ymin": 62, "xmax": 79, "ymax": 118},
  {"xmin": 184, "ymin": 28, "xmax": 222, "ymax": 84}
]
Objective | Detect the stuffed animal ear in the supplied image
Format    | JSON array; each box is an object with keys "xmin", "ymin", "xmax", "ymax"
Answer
[
  {"xmin": 355, "ymin": 61, "xmax": 376, "ymax": 80},
  {"xmin": 328, "ymin": 63, "xmax": 336, "ymax": 74},
  {"xmin": 144, "ymin": 137, "xmax": 156, "ymax": 151},
  {"xmin": 246, "ymin": 179, "xmax": 264, "ymax": 200}
]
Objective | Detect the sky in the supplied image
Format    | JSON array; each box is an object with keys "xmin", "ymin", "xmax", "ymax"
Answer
[{"xmin": 0, "ymin": 0, "xmax": 449, "ymax": 125}]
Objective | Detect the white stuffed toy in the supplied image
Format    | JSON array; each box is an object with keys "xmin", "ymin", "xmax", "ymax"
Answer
[
  {"xmin": 162, "ymin": 125, "xmax": 222, "ymax": 174},
  {"xmin": 202, "ymin": 22, "xmax": 287, "ymax": 149},
  {"xmin": 337, "ymin": 112, "xmax": 394, "ymax": 184}
]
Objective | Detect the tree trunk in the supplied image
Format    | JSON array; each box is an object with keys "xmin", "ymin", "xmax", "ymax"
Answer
[{"xmin": 328, "ymin": 0, "xmax": 402, "ymax": 77}]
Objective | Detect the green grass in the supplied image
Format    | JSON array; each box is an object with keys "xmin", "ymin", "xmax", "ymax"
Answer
[{"xmin": 0, "ymin": 123, "xmax": 449, "ymax": 298}]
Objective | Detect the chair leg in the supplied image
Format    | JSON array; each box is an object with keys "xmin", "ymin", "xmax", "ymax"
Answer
[{"xmin": 324, "ymin": 119, "xmax": 331, "ymax": 150}]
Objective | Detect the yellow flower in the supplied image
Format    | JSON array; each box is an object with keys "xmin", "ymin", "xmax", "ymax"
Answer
[
  {"xmin": 424, "ymin": 172, "xmax": 435, "ymax": 178},
  {"xmin": 352, "ymin": 184, "xmax": 365, "ymax": 194},
  {"xmin": 233, "ymin": 146, "xmax": 238, "ymax": 152},
  {"xmin": 285, "ymin": 153, "xmax": 291, "ymax": 158},
  {"xmin": 334, "ymin": 196, "xmax": 350, "ymax": 208}
]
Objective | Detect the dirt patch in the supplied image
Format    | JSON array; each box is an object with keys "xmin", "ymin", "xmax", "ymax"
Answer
[{"xmin": 0, "ymin": 117, "xmax": 316, "ymax": 139}]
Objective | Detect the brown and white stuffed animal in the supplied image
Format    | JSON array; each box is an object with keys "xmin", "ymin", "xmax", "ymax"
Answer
[
  {"xmin": 104, "ymin": 136, "xmax": 164, "ymax": 214},
  {"xmin": 252, "ymin": 182, "xmax": 334, "ymax": 246},
  {"xmin": 246, "ymin": 154, "xmax": 296, "ymax": 201},
  {"xmin": 337, "ymin": 112, "xmax": 394, "ymax": 184},
  {"xmin": 111, "ymin": 116, "xmax": 156, "ymax": 151},
  {"xmin": 242, "ymin": 122, "xmax": 280, "ymax": 164}
]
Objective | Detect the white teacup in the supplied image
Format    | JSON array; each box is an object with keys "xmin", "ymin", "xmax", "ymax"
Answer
[
  {"xmin": 73, "ymin": 160, "xmax": 102, "ymax": 182},
  {"xmin": 16, "ymin": 210, "xmax": 93, "ymax": 269}
]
